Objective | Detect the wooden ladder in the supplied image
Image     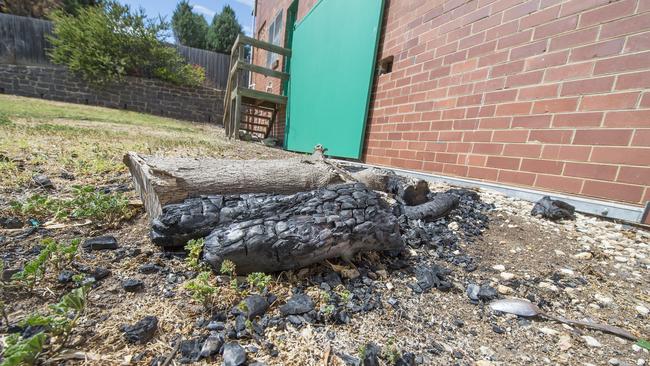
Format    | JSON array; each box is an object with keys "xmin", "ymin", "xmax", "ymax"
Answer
[{"xmin": 222, "ymin": 35, "xmax": 291, "ymax": 140}]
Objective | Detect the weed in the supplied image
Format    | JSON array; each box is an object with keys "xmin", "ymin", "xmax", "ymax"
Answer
[
  {"xmin": 357, "ymin": 344, "xmax": 367, "ymax": 361},
  {"xmin": 383, "ymin": 337, "xmax": 400, "ymax": 364},
  {"xmin": 0, "ymin": 112, "xmax": 12, "ymax": 126},
  {"xmin": 337, "ymin": 288, "xmax": 352, "ymax": 303},
  {"xmin": 184, "ymin": 271, "xmax": 218, "ymax": 308},
  {"xmin": 321, "ymin": 291, "xmax": 331, "ymax": 303},
  {"xmin": 0, "ymin": 332, "xmax": 46, "ymax": 366},
  {"xmin": 10, "ymin": 186, "xmax": 132, "ymax": 223},
  {"xmin": 220, "ymin": 259, "xmax": 236, "ymax": 277},
  {"xmin": 184, "ymin": 238, "xmax": 207, "ymax": 271},
  {"xmin": 246, "ymin": 272, "xmax": 272, "ymax": 292},
  {"xmin": 321, "ymin": 304, "xmax": 335, "ymax": 315},
  {"xmin": 49, "ymin": 238, "xmax": 79, "ymax": 270},
  {"xmin": 11, "ymin": 238, "xmax": 80, "ymax": 289}
]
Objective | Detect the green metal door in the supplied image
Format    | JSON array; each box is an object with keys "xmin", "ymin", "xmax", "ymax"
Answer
[{"xmin": 285, "ymin": 0, "xmax": 384, "ymax": 159}]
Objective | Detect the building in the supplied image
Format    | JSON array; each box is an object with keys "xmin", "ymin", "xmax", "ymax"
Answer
[{"xmin": 250, "ymin": 0, "xmax": 650, "ymax": 223}]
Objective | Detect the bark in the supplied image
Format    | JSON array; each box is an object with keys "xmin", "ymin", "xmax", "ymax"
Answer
[
  {"xmin": 401, "ymin": 193, "xmax": 459, "ymax": 221},
  {"xmin": 153, "ymin": 183, "xmax": 403, "ymax": 273},
  {"xmin": 124, "ymin": 153, "xmax": 430, "ymax": 220}
]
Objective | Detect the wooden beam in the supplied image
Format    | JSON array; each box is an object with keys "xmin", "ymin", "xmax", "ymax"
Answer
[
  {"xmin": 236, "ymin": 61, "xmax": 289, "ymax": 80},
  {"xmin": 231, "ymin": 34, "xmax": 292, "ymax": 57},
  {"xmin": 237, "ymin": 87, "xmax": 287, "ymax": 105}
]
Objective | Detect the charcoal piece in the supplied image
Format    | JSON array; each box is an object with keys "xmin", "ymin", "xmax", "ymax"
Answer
[
  {"xmin": 222, "ymin": 343, "xmax": 246, "ymax": 366},
  {"xmin": 280, "ymin": 294, "xmax": 314, "ymax": 316},
  {"xmin": 83, "ymin": 236, "xmax": 118, "ymax": 250},
  {"xmin": 122, "ymin": 316, "xmax": 158, "ymax": 344},
  {"xmin": 402, "ymin": 193, "xmax": 459, "ymax": 221},
  {"xmin": 531, "ymin": 196, "xmax": 575, "ymax": 221},
  {"xmin": 411, "ymin": 265, "xmax": 451, "ymax": 293}
]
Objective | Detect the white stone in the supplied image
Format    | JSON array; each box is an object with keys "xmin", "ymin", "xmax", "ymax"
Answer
[
  {"xmin": 638, "ymin": 359, "xmax": 646, "ymax": 366},
  {"xmin": 615, "ymin": 256, "xmax": 628, "ymax": 263},
  {"xmin": 492, "ymin": 264, "xmax": 506, "ymax": 272},
  {"xmin": 558, "ymin": 334, "xmax": 572, "ymax": 351},
  {"xmin": 554, "ymin": 250, "xmax": 566, "ymax": 256},
  {"xmin": 559, "ymin": 268, "xmax": 575, "ymax": 276},
  {"xmin": 582, "ymin": 336, "xmax": 602, "ymax": 348},
  {"xmin": 497, "ymin": 285, "xmax": 514, "ymax": 295},
  {"xmin": 500, "ymin": 272, "xmax": 515, "ymax": 281},
  {"xmin": 609, "ymin": 358, "xmax": 620, "ymax": 365},
  {"xmin": 595, "ymin": 294, "xmax": 614, "ymax": 307},
  {"xmin": 385, "ymin": 282, "xmax": 394, "ymax": 290},
  {"xmin": 539, "ymin": 327, "xmax": 559, "ymax": 335},
  {"xmin": 574, "ymin": 252, "xmax": 593, "ymax": 260},
  {"xmin": 635, "ymin": 305, "xmax": 649, "ymax": 316},
  {"xmin": 448, "ymin": 222, "xmax": 459, "ymax": 231}
]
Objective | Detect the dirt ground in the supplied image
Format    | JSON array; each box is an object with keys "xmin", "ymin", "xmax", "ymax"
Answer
[{"xmin": 1, "ymin": 96, "xmax": 648, "ymax": 366}]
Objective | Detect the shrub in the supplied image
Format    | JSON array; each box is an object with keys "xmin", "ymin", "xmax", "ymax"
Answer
[{"xmin": 49, "ymin": 1, "xmax": 205, "ymax": 86}]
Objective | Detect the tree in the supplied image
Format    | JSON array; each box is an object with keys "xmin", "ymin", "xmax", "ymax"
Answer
[
  {"xmin": 0, "ymin": 0, "xmax": 100, "ymax": 18},
  {"xmin": 206, "ymin": 5, "xmax": 242, "ymax": 54},
  {"xmin": 171, "ymin": 0, "xmax": 208, "ymax": 49},
  {"xmin": 49, "ymin": 1, "xmax": 205, "ymax": 86}
]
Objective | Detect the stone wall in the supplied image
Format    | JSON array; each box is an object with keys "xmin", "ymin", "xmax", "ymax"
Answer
[{"xmin": 0, "ymin": 64, "xmax": 225, "ymax": 123}]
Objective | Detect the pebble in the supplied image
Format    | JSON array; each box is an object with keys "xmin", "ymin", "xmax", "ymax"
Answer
[
  {"xmin": 122, "ymin": 316, "xmax": 158, "ymax": 344},
  {"xmin": 122, "ymin": 278, "xmax": 144, "ymax": 292},
  {"xmin": 499, "ymin": 272, "xmax": 514, "ymax": 281},
  {"xmin": 33, "ymin": 174, "xmax": 54, "ymax": 189},
  {"xmin": 558, "ymin": 335, "xmax": 572, "ymax": 351},
  {"xmin": 83, "ymin": 236, "xmax": 119, "ymax": 251},
  {"xmin": 492, "ymin": 265, "xmax": 505, "ymax": 272},
  {"xmin": 595, "ymin": 294, "xmax": 614, "ymax": 307},
  {"xmin": 497, "ymin": 285, "xmax": 513, "ymax": 295},
  {"xmin": 539, "ymin": 327, "xmax": 558, "ymax": 336},
  {"xmin": 582, "ymin": 336, "xmax": 602, "ymax": 348},
  {"xmin": 574, "ymin": 252, "xmax": 593, "ymax": 260},
  {"xmin": 635, "ymin": 305, "xmax": 649, "ymax": 316},
  {"xmin": 448, "ymin": 222, "xmax": 459, "ymax": 231},
  {"xmin": 609, "ymin": 358, "xmax": 620, "ymax": 365},
  {"xmin": 279, "ymin": 294, "xmax": 314, "ymax": 316}
]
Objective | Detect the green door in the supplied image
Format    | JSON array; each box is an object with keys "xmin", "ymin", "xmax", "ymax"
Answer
[{"xmin": 285, "ymin": 0, "xmax": 384, "ymax": 159}]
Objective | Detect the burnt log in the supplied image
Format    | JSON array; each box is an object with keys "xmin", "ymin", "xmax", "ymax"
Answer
[
  {"xmin": 402, "ymin": 193, "xmax": 459, "ymax": 221},
  {"xmin": 153, "ymin": 183, "xmax": 403, "ymax": 273},
  {"xmin": 124, "ymin": 152, "xmax": 431, "ymax": 220}
]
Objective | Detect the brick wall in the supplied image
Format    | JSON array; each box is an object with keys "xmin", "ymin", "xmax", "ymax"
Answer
[
  {"xmin": 253, "ymin": 0, "xmax": 650, "ymax": 210},
  {"xmin": 0, "ymin": 64, "xmax": 225, "ymax": 123}
]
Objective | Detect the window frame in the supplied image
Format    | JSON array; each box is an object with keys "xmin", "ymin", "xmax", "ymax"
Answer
[{"xmin": 266, "ymin": 10, "xmax": 283, "ymax": 68}]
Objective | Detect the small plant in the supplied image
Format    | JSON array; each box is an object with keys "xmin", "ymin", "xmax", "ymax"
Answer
[
  {"xmin": 357, "ymin": 344, "xmax": 367, "ymax": 361},
  {"xmin": 246, "ymin": 272, "xmax": 271, "ymax": 292},
  {"xmin": 320, "ymin": 291, "xmax": 331, "ymax": 304},
  {"xmin": 184, "ymin": 271, "xmax": 217, "ymax": 308},
  {"xmin": 184, "ymin": 238, "xmax": 206, "ymax": 271},
  {"xmin": 49, "ymin": 238, "xmax": 80, "ymax": 270},
  {"xmin": 337, "ymin": 288, "xmax": 352, "ymax": 303},
  {"xmin": 220, "ymin": 259, "xmax": 239, "ymax": 292},
  {"xmin": 11, "ymin": 238, "xmax": 80, "ymax": 289},
  {"xmin": 0, "ymin": 112, "xmax": 12, "ymax": 126},
  {"xmin": 0, "ymin": 332, "xmax": 46, "ymax": 366},
  {"xmin": 382, "ymin": 337, "xmax": 400, "ymax": 364},
  {"xmin": 321, "ymin": 304, "xmax": 334, "ymax": 316}
]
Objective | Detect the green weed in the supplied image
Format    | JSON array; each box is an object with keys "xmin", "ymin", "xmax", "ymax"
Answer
[
  {"xmin": 184, "ymin": 271, "xmax": 218, "ymax": 308},
  {"xmin": 0, "ymin": 332, "xmax": 46, "ymax": 366},
  {"xmin": 184, "ymin": 238, "xmax": 207, "ymax": 271},
  {"xmin": 11, "ymin": 238, "xmax": 80, "ymax": 289},
  {"xmin": 246, "ymin": 272, "xmax": 272, "ymax": 292}
]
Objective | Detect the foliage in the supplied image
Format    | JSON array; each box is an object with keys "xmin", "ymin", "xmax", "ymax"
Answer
[
  {"xmin": 0, "ymin": 112, "xmax": 12, "ymax": 126},
  {"xmin": 184, "ymin": 271, "xmax": 218, "ymax": 307},
  {"xmin": 171, "ymin": 0, "xmax": 208, "ymax": 49},
  {"xmin": 184, "ymin": 238, "xmax": 207, "ymax": 271},
  {"xmin": 206, "ymin": 5, "xmax": 242, "ymax": 53},
  {"xmin": 0, "ymin": 332, "xmax": 46, "ymax": 366},
  {"xmin": 10, "ymin": 238, "xmax": 79, "ymax": 288},
  {"xmin": 246, "ymin": 272, "xmax": 271, "ymax": 292},
  {"xmin": 220, "ymin": 259, "xmax": 236, "ymax": 277},
  {"xmin": 48, "ymin": 1, "xmax": 205, "ymax": 86},
  {"xmin": 337, "ymin": 288, "xmax": 352, "ymax": 303},
  {"xmin": 0, "ymin": 0, "xmax": 100, "ymax": 18},
  {"xmin": 382, "ymin": 337, "xmax": 399, "ymax": 364},
  {"xmin": 638, "ymin": 339, "xmax": 650, "ymax": 351},
  {"xmin": 321, "ymin": 304, "xmax": 334, "ymax": 315},
  {"xmin": 10, "ymin": 185, "xmax": 132, "ymax": 223}
]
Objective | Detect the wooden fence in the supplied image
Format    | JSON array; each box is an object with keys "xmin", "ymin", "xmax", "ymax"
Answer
[{"xmin": 0, "ymin": 12, "xmax": 234, "ymax": 89}]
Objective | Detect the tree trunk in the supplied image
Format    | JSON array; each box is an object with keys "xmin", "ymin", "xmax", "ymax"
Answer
[{"xmin": 124, "ymin": 153, "xmax": 430, "ymax": 220}]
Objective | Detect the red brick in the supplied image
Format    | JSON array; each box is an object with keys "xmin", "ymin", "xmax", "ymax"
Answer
[
  {"xmin": 506, "ymin": 70, "xmax": 544, "ymax": 88},
  {"xmin": 510, "ymin": 40, "xmax": 547, "ymax": 60},
  {"xmin": 468, "ymin": 40, "xmax": 497, "ymax": 58},
  {"xmin": 485, "ymin": 89, "xmax": 517, "ymax": 103},
  {"xmin": 493, "ymin": 130, "xmax": 529, "ymax": 142},
  {"xmin": 472, "ymin": 143, "xmax": 504, "ymax": 155},
  {"xmin": 447, "ymin": 142, "xmax": 473, "ymax": 153},
  {"xmin": 559, "ymin": 0, "xmax": 610, "ymax": 17},
  {"xmin": 535, "ymin": 174, "xmax": 583, "ymax": 194},
  {"xmin": 487, "ymin": 156, "xmax": 521, "ymax": 169},
  {"xmin": 504, "ymin": 0, "xmax": 540, "ymax": 21},
  {"xmin": 552, "ymin": 112, "xmax": 603, "ymax": 127},
  {"xmin": 520, "ymin": 4, "xmax": 560, "ymax": 29},
  {"xmin": 391, "ymin": 158, "xmax": 424, "ymax": 171},
  {"xmin": 423, "ymin": 161, "xmax": 445, "ymax": 172},
  {"xmin": 533, "ymin": 15, "xmax": 577, "ymax": 40},
  {"xmin": 496, "ymin": 102, "xmax": 533, "ymax": 116},
  {"xmin": 468, "ymin": 166, "xmax": 499, "ymax": 180},
  {"xmin": 529, "ymin": 129, "xmax": 573, "ymax": 143},
  {"xmin": 453, "ymin": 118, "xmax": 479, "ymax": 130},
  {"xmin": 486, "ymin": 20, "xmax": 520, "ymax": 41},
  {"xmin": 564, "ymin": 162, "xmax": 618, "ymax": 180},
  {"xmin": 478, "ymin": 50, "xmax": 509, "ymax": 68},
  {"xmin": 544, "ymin": 62, "xmax": 593, "ymax": 82},
  {"xmin": 561, "ymin": 76, "xmax": 614, "ymax": 96},
  {"xmin": 578, "ymin": 0, "xmax": 636, "ymax": 28},
  {"xmin": 512, "ymin": 115, "xmax": 552, "ymax": 128},
  {"xmin": 479, "ymin": 117, "xmax": 512, "ymax": 129},
  {"xmin": 463, "ymin": 130, "xmax": 493, "ymax": 142},
  {"xmin": 503, "ymin": 144, "xmax": 543, "ymax": 158},
  {"xmin": 631, "ymin": 129, "xmax": 650, "ymax": 146},
  {"xmin": 582, "ymin": 180, "xmax": 644, "ymax": 203},
  {"xmin": 625, "ymin": 32, "xmax": 650, "ymax": 53},
  {"xmin": 579, "ymin": 92, "xmax": 640, "ymax": 111},
  {"xmin": 521, "ymin": 158, "xmax": 564, "ymax": 174},
  {"xmin": 604, "ymin": 110, "xmax": 650, "ymax": 128},
  {"xmin": 525, "ymin": 51, "xmax": 569, "ymax": 71},
  {"xmin": 618, "ymin": 166, "xmax": 650, "ymax": 185},
  {"xmin": 615, "ymin": 71, "xmax": 650, "ymax": 91},
  {"xmin": 600, "ymin": 12, "xmax": 650, "ymax": 39},
  {"xmin": 594, "ymin": 51, "xmax": 650, "ymax": 75},
  {"xmin": 549, "ymin": 28, "xmax": 599, "ymax": 51},
  {"xmin": 443, "ymin": 163, "xmax": 469, "ymax": 177},
  {"xmin": 542, "ymin": 145, "xmax": 591, "ymax": 161},
  {"xmin": 573, "ymin": 129, "xmax": 633, "ymax": 145},
  {"xmin": 498, "ymin": 170, "xmax": 537, "ymax": 185},
  {"xmin": 569, "ymin": 39, "xmax": 625, "ymax": 62},
  {"xmin": 590, "ymin": 146, "xmax": 650, "ymax": 165},
  {"xmin": 497, "ymin": 29, "xmax": 533, "ymax": 49},
  {"xmin": 491, "ymin": 60, "xmax": 525, "ymax": 77},
  {"xmin": 426, "ymin": 142, "xmax": 448, "ymax": 152},
  {"xmin": 532, "ymin": 98, "xmax": 579, "ymax": 113},
  {"xmin": 519, "ymin": 84, "xmax": 559, "ymax": 100},
  {"xmin": 640, "ymin": 0, "xmax": 650, "ymax": 12},
  {"xmin": 641, "ymin": 93, "xmax": 650, "ymax": 108}
]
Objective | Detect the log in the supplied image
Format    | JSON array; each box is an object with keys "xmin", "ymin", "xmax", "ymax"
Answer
[
  {"xmin": 123, "ymin": 152, "xmax": 345, "ymax": 220},
  {"xmin": 153, "ymin": 183, "xmax": 403, "ymax": 273},
  {"xmin": 402, "ymin": 193, "xmax": 459, "ymax": 221},
  {"xmin": 124, "ymin": 152, "xmax": 430, "ymax": 220}
]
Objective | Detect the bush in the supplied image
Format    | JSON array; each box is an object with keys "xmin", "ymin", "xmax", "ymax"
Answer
[{"xmin": 48, "ymin": 1, "xmax": 205, "ymax": 87}]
